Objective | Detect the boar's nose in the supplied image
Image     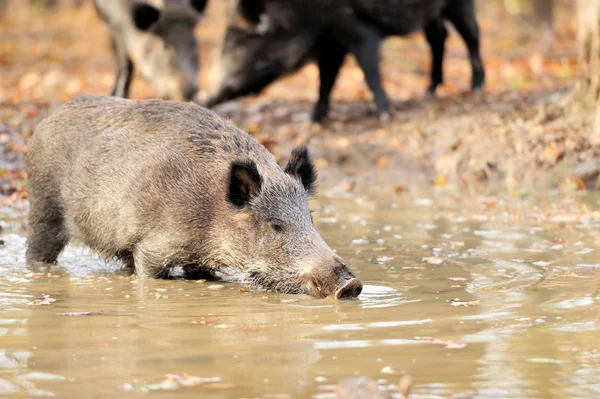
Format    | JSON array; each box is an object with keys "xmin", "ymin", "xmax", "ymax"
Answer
[
  {"xmin": 304, "ymin": 256, "xmax": 362, "ymax": 299},
  {"xmin": 335, "ymin": 278, "xmax": 363, "ymax": 299},
  {"xmin": 183, "ymin": 84, "xmax": 198, "ymax": 102}
]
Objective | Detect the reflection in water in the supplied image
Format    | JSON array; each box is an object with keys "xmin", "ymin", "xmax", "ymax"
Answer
[{"xmin": 1, "ymin": 187, "xmax": 600, "ymax": 398}]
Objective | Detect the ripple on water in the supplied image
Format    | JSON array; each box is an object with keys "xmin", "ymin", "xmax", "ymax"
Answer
[{"xmin": 358, "ymin": 284, "xmax": 411, "ymax": 309}]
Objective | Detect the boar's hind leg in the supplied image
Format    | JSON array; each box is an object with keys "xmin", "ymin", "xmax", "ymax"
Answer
[
  {"xmin": 444, "ymin": 3, "xmax": 484, "ymax": 91},
  {"xmin": 26, "ymin": 198, "xmax": 68, "ymax": 264},
  {"xmin": 312, "ymin": 42, "xmax": 347, "ymax": 122},
  {"xmin": 348, "ymin": 24, "xmax": 390, "ymax": 118},
  {"xmin": 424, "ymin": 19, "xmax": 448, "ymax": 95},
  {"xmin": 109, "ymin": 35, "xmax": 134, "ymax": 98}
]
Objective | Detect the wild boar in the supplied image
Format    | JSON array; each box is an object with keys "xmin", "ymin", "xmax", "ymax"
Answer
[
  {"xmin": 25, "ymin": 94, "xmax": 362, "ymax": 299},
  {"xmin": 203, "ymin": 0, "xmax": 484, "ymax": 122},
  {"xmin": 94, "ymin": 0, "xmax": 207, "ymax": 101}
]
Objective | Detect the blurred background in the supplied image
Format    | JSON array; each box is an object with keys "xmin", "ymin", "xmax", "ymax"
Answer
[
  {"xmin": 0, "ymin": 0, "xmax": 577, "ymax": 103},
  {"xmin": 0, "ymin": 0, "xmax": 591, "ymax": 197}
]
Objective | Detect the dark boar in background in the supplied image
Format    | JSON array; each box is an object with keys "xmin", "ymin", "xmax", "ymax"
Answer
[
  {"xmin": 204, "ymin": 0, "xmax": 484, "ymax": 121},
  {"xmin": 95, "ymin": 0, "xmax": 207, "ymax": 101},
  {"xmin": 25, "ymin": 94, "xmax": 362, "ymax": 299}
]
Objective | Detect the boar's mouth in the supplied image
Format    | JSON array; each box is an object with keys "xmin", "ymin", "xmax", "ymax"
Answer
[
  {"xmin": 205, "ymin": 65, "xmax": 284, "ymax": 107},
  {"xmin": 246, "ymin": 270, "xmax": 362, "ymax": 299}
]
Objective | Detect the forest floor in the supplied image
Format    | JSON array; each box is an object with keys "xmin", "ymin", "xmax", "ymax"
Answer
[{"xmin": 1, "ymin": 0, "xmax": 598, "ymax": 209}]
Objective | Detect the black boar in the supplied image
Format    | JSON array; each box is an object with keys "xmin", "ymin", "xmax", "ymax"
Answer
[
  {"xmin": 95, "ymin": 0, "xmax": 207, "ymax": 101},
  {"xmin": 203, "ymin": 0, "xmax": 484, "ymax": 122},
  {"xmin": 25, "ymin": 94, "xmax": 362, "ymax": 299}
]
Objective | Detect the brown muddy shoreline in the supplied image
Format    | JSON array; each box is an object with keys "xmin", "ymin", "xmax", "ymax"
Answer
[{"xmin": 2, "ymin": 88, "xmax": 598, "ymax": 208}]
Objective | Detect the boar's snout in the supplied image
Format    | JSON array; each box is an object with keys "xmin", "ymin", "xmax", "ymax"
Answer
[
  {"xmin": 303, "ymin": 255, "xmax": 362, "ymax": 299},
  {"xmin": 183, "ymin": 83, "xmax": 199, "ymax": 102},
  {"xmin": 335, "ymin": 278, "xmax": 363, "ymax": 300}
]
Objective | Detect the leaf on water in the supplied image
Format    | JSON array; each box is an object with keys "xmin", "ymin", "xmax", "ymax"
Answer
[
  {"xmin": 188, "ymin": 317, "xmax": 221, "ymax": 325},
  {"xmin": 26, "ymin": 272, "xmax": 59, "ymax": 279},
  {"xmin": 447, "ymin": 277, "xmax": 467, "ymax": 281},
  {"xmin": 422, "ymin": 256, "xmax": 443, "ymax": 265},
  {"xmin": 30, "ymin": 295, "xmax": 56, "ymax": 306},
  {"xmin": 380, "ymin": 366, "xmax": 401, "ymax": 375},
  {"xmin": 125, "ymin": 374, "xmax": 231, "ymax": 392},
  {"xmin": 532, "ymin": 261, "xmax": 551, "ymax": 267},
  {"xmin": 56, "ymin": 311, "xmax": 103, "ymax": 316},
  {"xmin": 242, "ymin": 326, "xmax": 265, "ymax": 332},
  {"xmin": 526, "ymin": 358, "xmax": 563, "ymax": 364},
  {"xmin": 450, "ymin": 299, "xmax": 480, "ymax": 307},
  {"xmin": 414, "ymin": 336, "xmax": 467, "ymax": 349},
  {"xmin": 558, "ymin": 272, "xmax": 590, "ymax": 279}
]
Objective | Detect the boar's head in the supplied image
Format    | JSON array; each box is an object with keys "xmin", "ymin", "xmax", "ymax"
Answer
[
  {"xmin": 203, "ymin": 0, "xmax": 315, "ymax": 106},
  {"xmin": 219, "ymin": 147, "xmax": 362, "ymax": 299},
  {"xmin": 130, "ymin": 0, "xmax": 206, "ymax": 101}
]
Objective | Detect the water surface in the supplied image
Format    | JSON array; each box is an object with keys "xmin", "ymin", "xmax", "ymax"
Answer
[{"xmin": 1, "ymin": 185, "xmax": 599, "ymax": 398}]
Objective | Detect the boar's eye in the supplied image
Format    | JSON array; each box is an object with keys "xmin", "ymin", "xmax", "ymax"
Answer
[{"xmin": 270, "ymin": 222, "xmax": 284, "ymax": 233}]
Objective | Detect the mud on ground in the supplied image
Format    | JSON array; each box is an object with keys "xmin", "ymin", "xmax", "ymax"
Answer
[{"xmin": 0, "ymin": 0, "xmax": 598, "ymax": 208}]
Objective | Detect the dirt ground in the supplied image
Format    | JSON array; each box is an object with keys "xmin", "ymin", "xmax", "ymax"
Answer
[{"xmin": 1, "ymin": 0, "xmax": 598, "ymax": 207}]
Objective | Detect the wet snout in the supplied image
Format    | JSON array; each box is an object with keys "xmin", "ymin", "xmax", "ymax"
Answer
[{"xmin": 303, "ymin": 255, "xmax": 362, "ymax": 300}]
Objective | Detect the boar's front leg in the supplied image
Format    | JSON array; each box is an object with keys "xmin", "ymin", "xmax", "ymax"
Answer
[
  {"xmin": 132, "ymin": 244, "xmax": 216, "ymax": 280},
  {"xmin": 312, "ymin": 41, "xmax": 347, "ymax": 123},
  {"xmin": 131, "ymin": 246, "xmax": 169, "ymax": 278},
  {"xmin": 347, "ymin": 23, "xmax": 390, "ymax": 119},
  {"xmin": 109, "ymin": 34, "xmax": 133, "ymax": 98},
  {"xmin": 424, "ymin": 19, "xmax": 448, "ymax": 95}
]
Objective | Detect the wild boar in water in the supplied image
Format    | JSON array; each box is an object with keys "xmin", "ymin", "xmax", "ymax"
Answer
[{"xmin": 25, "ymin": 94, "xmax": 362, "ymax": 299}]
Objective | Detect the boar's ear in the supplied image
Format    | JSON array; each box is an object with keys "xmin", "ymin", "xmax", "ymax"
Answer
[
  {"xmin": 228, "ymin": 160, "xmax": 263, "ymax": 208},
  {"xmin": 189, "ymin": 0, "xmax": 208, "ymax": 14},
  {"xmin": 238, "ymin": 0, "xmax": 269, "ymax": 33},
  {"xmin": 285, "ymin": 146, "xmax": 317, "ymax": 195},
  {"xmin": 131, "ymin": 3, "xmax": 161, "ymax": 31},
  {"xmin": 238, "ymin": 0, "xmax": 265, "ymax": 25}
]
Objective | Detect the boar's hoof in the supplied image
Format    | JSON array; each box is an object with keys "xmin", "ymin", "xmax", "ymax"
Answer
[
  {"xmin": 378, "ymin": 112, "xmax": 390, "ymax": 123},
  {"xmin": 335, "ymin": 278, "xmax": 363, "ymax": 299}
]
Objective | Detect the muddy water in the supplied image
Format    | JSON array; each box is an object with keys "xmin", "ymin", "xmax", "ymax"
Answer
[{"xmin": 1, "ymin": 186, "xmax": 600, "ymax": 398}]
